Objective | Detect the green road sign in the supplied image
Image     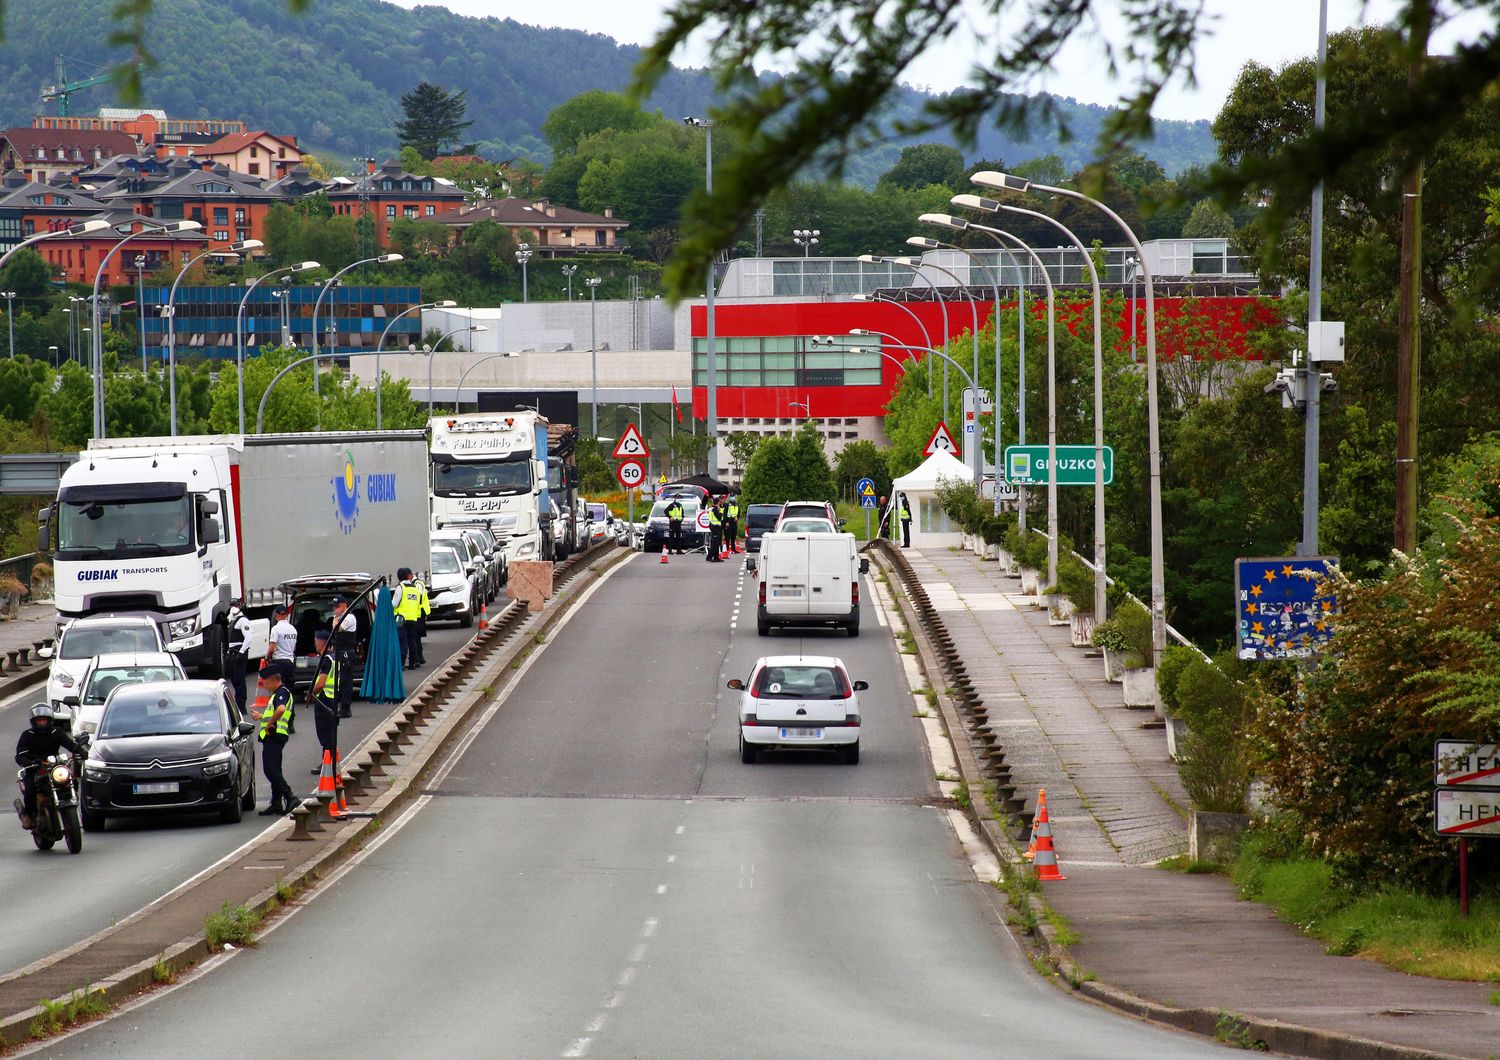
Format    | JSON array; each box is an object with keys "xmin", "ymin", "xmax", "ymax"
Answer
[{"xmin": 1004, "ymin": 445, "xmax": 1114, "ymax": 486}]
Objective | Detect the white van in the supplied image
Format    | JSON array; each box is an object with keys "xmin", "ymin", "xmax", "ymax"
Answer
[{"xmin": 755, "ymin": 532, "xmax": 867, "ymax": 637}]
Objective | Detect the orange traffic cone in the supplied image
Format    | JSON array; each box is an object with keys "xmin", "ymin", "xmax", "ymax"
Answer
[
  {"xmin": 334, "ymin": 750, "xmax": 349, "ymax": 815},
  {"xmin": 1023, "ymin": 789, "xmax": 1048, "ymax": 862},
  {"xmin": 478, "ymin": 602, "xmax": 488, "ymax": 632},
  {"xmin": 1031, "ymin": 789, "xmax": 1066, "ymax": 881},
  {"xmin": 316, "ymin": 749, "xmax": 343, "ymax": 819},
  {"xmin": 251, "ymin": 670, "xmax": 270, "ymax": 718},
  {"xmin": 660, "ymin": 545, "xmax": 669, "ymax": 564}
]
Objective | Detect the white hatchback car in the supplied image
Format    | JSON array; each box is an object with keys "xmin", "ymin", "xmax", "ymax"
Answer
[
  {"xmin": 729, "ymin": 655, "xmax": 866, "ymax": 765},
  {"xmin": 66, "ymin": 651, "xmax": 188, "ymax": 735},
  {"xmin": 44, "ymin": 615, "xmax": 167, "ymax": 713}
]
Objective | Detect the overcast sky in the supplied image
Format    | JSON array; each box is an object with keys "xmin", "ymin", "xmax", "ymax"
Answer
[{"xmin": 391, "ymin": 0, "xmax": 1491, "ymax": 121}]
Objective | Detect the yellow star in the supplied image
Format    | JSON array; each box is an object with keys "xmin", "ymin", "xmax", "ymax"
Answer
[
  {"xmin": 1246, "ymin": 602, "xmax": 1258, "ymax": 615},
  {"xmin": 1322, "ymin": 600, "xmax": 1333, "ymax": 612},
  {"xmin": 1251, "ymin": 621, "xmax": 1264, "ymax": 635},
  {"xmin": 1250, "ymin": 584, "xmax": 1263, "ymax": 598},
  {"xmin": 1314, "ymin": 620, "xmax": 1326, "ymax": 632},
  {"xmin": 1283, "ymin": 564, "xmax": 1294, "ymax": 576},
  {"xmin": 1263, "ymin": 569, "xmax": 1277, "ymax": 582}
]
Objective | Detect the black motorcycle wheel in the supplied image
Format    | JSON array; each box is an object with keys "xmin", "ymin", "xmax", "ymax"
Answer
[{"xmin": 61, "ymin": 806, "xmax": 83, "ymax": 854}]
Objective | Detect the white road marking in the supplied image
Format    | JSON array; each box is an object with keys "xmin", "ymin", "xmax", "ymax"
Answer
[
  {"xmin": 656, "ymin": 884, "xmax": 667, "ymax": 895},
  {"xmin": 675, "ymin": 825, "xmax": 685, "ymax": 834},
  {"xmin": 629, "ymin": 943, "xmax": 647, "ymax": 963},
  {"xmin": 562, "ymin": 1037, "xmax": 591, "ymax": 1057},
  {"xmin": 666, "ymin": 855, "xmax": 676, "ymax": 863},
  {"xmin": 867, "ymin": 574, "xmax": 888, "ymax": 627},
  {"xmin": 618, "ymin": 966, "xmax": 637, "ymax": 988}
]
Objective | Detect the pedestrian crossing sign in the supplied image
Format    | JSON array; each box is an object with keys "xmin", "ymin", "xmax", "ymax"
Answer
[{"xmin": 857, "ymin": 477, "xmax": 878, "ymax": 509}]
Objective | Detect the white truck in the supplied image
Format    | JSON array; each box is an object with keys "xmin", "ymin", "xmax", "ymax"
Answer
[
  {"xmin": 429, "ymin": 412, "xmax": 560, "ymax": 562},
  {"xmin": 40, "ymin": 431, "xmax": 431, "ymax": 675},
  {"xmin": 755, "ymin": 531, "xmax": 867, "ymax": 637}
]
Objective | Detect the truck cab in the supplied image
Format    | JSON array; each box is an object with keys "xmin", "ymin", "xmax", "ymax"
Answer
[{"xmin": 429, "ymin": 413, "xmax": 550, "ymax": 564}]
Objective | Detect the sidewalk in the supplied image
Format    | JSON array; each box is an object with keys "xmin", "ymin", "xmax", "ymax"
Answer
[
  {"xmin": 0, "ymin": 599, "xmax": 56, "ymax": 671},
  {"xmin": 908, "ymin": 546, "xmax": 1500, "ymax": 1060}
]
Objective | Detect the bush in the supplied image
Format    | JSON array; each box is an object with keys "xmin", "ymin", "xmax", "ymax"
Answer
[
  {"xmin": 1053, "ymin": 554, "xmax": 1096, "ymax": 611},
  {"xmin": 1091, "ymin": 618, "xmax": 1129, "ymax": 652},
  {"xmin": 1174, "ymin": 652, "xmax": 1256, "ymax": 814},
  {"xmin": 205, "ymin": 902, "xmax": 261, "ymax": 948},
  {"xmin": 1112, "ymin": 600, "xmax": 1153, "ymax": 662},
  {"xmin": 1015, "ymin": 532, "xmax": 1049, "ymax": 570},
  {"xmin": 1156, "ymin": 645, "xmax": 1199, "ymax": 714}
]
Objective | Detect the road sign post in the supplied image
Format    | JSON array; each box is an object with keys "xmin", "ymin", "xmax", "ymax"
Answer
[
  {"xmin": 855, "ymin": 476, "xmax": 877, "ymax": 543},
  {"xmin": 612, "ymin": 424, "xmax": 649, "ymax": 460},
  {"xmin": 1433, "ymin": 739, "xmax": 1500, "ymax": 917},
  {"xmin": 924, "ymin": 422, "xmax": 958, "ymax": 458}
]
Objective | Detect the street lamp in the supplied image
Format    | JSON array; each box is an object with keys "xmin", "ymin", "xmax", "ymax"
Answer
[
  {"xmin": 453, "ymin": 352, "xmax": 520, "ymax": 412},
  {"xmin": 165, "ymin": 238, "xmax": 261, "ymax": 436},
  {"xmin": 235, "ymin": 260, "xmax": 320, "ymax": 434},
  {"xmin": 1, "ymin": 290, "xmax": 14, "ymax": 359},
  {"xmin": 904, "ymin": 239, "xmax": 986, "ymax": 467},
  {"xmin": 311, "ymin": 253, "xmax": 403, "ymax": 422},
  {"xmin": 0, "ymin": 218, "xmax": 110, "ymax": 272},
  {"xmin": 561, "ymin": 263, "xmax": 578, "ymax": 301},
  {"xmin": 848, "ymin": 334, "xmax": 979, "ymax": 418},
  {"xmin": 133, "ymin": 254, "xmax": 147, "ymax": 371},
  {"xmin": 47, "ymin": 345, "xmax": 58, "ymax": 367},
  {"xmin": 792, "ymin": 229, "xmax": 821, "ymax": 257},
  {"xmin": 584, "ymin": 276, "xmax": 603, "ymax": 436},
  {"xmin": 859, "ymin": 254, "xmax": 950, "ymax": 404},
  {"xmin": 426, "ymin": 324, "xmax": 488, "ymax": 417},
  {"xmin": 788, "ymin": 398, "xmax": 812, "ymax": 422},
  {"xmin": 515, "ymin": 244, "xmax": 532, "ymax": 302},
  {"xmin": 683, "ymin": 115, "xmax": 719, "ymax": 478},
  {"xmin": 373, "ymin": 299, "xmax": 457, "ymax": 429},
  {"xmin": 92, "ymin": 219, "xmax": 202, "ymax": 440},
  {"xmin": 973, "ymin": 168, "xmax": 1167, "ymax": 668}
]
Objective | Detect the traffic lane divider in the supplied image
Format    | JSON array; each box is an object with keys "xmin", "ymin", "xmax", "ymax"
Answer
[{"xmin": 0, "ymin": 542, "xmax": 629, "ymax": 1049}]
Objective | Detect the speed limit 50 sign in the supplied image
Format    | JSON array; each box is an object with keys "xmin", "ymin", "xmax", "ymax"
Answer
[{"xmin": 616, "ymin": 459, "xmax": 646, "ymax": 489}]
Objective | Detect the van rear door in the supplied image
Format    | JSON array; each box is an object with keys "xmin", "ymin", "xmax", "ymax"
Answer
[
  {"xmin": 761, "ymin": 535, "xmax": 810, "ymax": 616},
  {"xmin": 807, "ymin": 534, "xmax": 854, "ymax": 616}
]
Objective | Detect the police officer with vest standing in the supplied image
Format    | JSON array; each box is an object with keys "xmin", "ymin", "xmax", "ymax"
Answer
[
  {"xmin": 899, "ymin": 493, "xmax": 912, "ymax": 548},
  {"xmin": 410, "ymin": 574, "xmax": 430, "ymax": 667},
  {"xmin": 705, "ymin": 498, "xmax": 724, "ymax": 562},
  {"xmin": 723, "ymin": 495, "xmax": 740, "ymax": 554},
  {"xmin": 665, "ymin": 497, "xmax": 685, "ymax": 554},
  {"xmin": 330, "ymin": 596, "xmax": 357, "ymax": 719},
  {"xmin": 394, "ymin": 568, "xmax": 424, "ymax": 669},
  {"xmin": 257, "ymin": 668, "xmax": 297, "ymax": 816},
  {"xmin": 309, "ymin": 629, "xmax": 340, "ymax": 774},
  {"xmin": 225, "ymin": 598, "xmax": 253, "ymax": 714}
]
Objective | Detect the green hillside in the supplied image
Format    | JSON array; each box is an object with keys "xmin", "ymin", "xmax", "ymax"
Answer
[{"xmin": 0, "ymin": 0, "xmax": 1214, "ymax": 176}]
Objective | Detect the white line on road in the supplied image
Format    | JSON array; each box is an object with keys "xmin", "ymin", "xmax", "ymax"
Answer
[
  {"xmin": 629, "ymin": 944, "xmax": 647, "ymax": 963},
  {"xmin": 656, "ymin": 884, "xmax": 667, "ymax": 894},
  {"xmin": 641, "ymin": 918, "xmax": 658, "ymax": 938},
  {"xmin": 675, "ymin": 825, "xmax": 685, "ymax": 835}
]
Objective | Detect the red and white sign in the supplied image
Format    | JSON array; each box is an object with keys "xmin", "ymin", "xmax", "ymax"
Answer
[
  {"xmin": 696, "ymin": 510, "xmax": 712, "ymax": 531},
  {"xmin": 613, "ymin": 424, "xmax": 650, "ymax": 459},
  {"xmin": 1436, "ymin": 742, "xmax": 1500, "ymax": 789},
  {"xmin": 616, "ymin": 459, "xmax": 646, "ymax": 489},
  {"xmin": 923, "ymin": 421, "xmax": 959, "ymax": 457},
  {"xmin": 1434, "ymin": 789, "xmax": 1500, "ymax": 837}
]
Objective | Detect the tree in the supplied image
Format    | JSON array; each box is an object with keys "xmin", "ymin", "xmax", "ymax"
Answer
[
  {"xmin": 877, "ymin": 143, "xmax": 966, "ymax": 191},
  {"xmin": 1181, "ymin": 199, "xmax": 1234, "ymax": 238},
  {"xmin": 542, "ymin": 91, "xmax": 653, "ymax": 159},
  {"xmin": 396, "ymin": 81, "xmax": 475, "ymax": 160},
  {"xmin": 0, "ymin": 250, "xmax": 52, "ymax": 305},
  {"xmin": 833, "ymin": 440, "xmax": 891, "ymax": 503}
]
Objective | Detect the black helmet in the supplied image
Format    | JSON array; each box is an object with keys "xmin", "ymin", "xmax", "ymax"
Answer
[{"xmin": 29, "ymin": 704, "xmax": 54, "ymax": 725}]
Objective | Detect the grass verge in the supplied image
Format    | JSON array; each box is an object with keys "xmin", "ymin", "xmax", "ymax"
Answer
[
  {"xmin": 205, "ymin": 902, "xmax": 262, "ymax": 949},
  {"xmin": 29, "ymin": 989, "xmax": 110, "ymax": 1040}
]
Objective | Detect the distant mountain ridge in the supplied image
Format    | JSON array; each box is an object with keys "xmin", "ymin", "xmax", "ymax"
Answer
[{"xmin": 0, "ymin": 0, "xmax": 1215, "ymax": 180}]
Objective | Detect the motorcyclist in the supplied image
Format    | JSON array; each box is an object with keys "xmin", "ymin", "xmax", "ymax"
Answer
[{"xmin": 14, "ymin": 704, "xmax": 82, "ymax": 831}]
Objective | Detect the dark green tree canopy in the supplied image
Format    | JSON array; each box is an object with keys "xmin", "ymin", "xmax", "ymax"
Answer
[
  {"xmin": 878, "ymin": 142, "xmax": 966, "ymax": 191},
  {"xmin": 397, "ymin": 81, "xmax": 475, "ymax": 160},
  {"xmin": 542, "ymin": 91, "xmax": 654, "ymax": 158}
]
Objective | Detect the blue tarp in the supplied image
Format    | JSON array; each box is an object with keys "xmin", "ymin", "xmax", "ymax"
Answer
[{"xmin": 362, "ymin": 584, "xmax": 406, "ymax": 703}]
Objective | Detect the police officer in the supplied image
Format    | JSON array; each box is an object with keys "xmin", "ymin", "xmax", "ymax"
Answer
[
  {"xmin": 723, "ymin": 495, "xmax": 740, "ymax": 554},
  {"xmin": 256, "ymin": 668, "xmax": 297, "ymax": 816},
  {"xmin": 309, "ymin": 630, "xmax": 340, "ymax": 774},
  {"xmin": 225, "ymin": 598, "xmax": 253, "ymax": 714},
  {"xmin": 665, "ymin": 496, "xmax": 685, "ymax": 554},
  {"xmin": 705, "ymin": 498, "xmax": 724, "ymax": 562},
  {"xmin": 268, "ymin": 604, "xmax": 298, "ymax": 684},
  {"xmin": 330, "ymin": 596, "xmax": 357, "ymax": 719},
  {"xmin": 393, "ymin": 568, "xmax": 424, "ymax": 669},
  {"xmin": 410, "ymin": 574, "xmax": 431, "ymax": 667},
  {"xmin": 899, "ymin": 493, "xmax": 912, "ymax": 548}
]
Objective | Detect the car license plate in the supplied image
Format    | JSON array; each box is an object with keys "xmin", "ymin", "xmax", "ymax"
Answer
[
  {"xmin": 772, "ymin": 587, "xmax": 803, "ymax": 597},
  {"xmin": 133, "ymin": 781, "xmax": 179, "ymax": 795},
  {"xmin": 779, "ymin": 728, "xmax": 822, "ymax": 739}
]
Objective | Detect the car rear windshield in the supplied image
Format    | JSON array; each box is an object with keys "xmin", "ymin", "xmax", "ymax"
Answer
[
  {"xmin": 746, "ymin": 508, "xmax": 780, "ymax": 529},
  {"xmin": 99, "ymin": 691, "xmax": 222, "ymax": 738},
  {"xmin": 780, "ymin": 520, "xmax": 836, "ymax": 534},
  {"xmin": 84, "ymin": 665, "xmax": 180, "ymax": 704},
  {"xmin": 753, "ymin": 665, "xmax": 849, "ymax": 699},
  {"xmin": 60, "ymin": 625, "xmax": 158, "ymax": 659}
]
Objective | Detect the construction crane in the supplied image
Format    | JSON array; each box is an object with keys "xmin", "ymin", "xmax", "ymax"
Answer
[{"xmin": 39, "ymin": 55, "xmax": 142, "ymax": 117}]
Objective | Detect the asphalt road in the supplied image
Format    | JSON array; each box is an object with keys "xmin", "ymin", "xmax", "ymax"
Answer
[
  {"xmin": 0, "ymin": 618, "xmax": 476, "ymax": 977},
  {"xmin": 38, "ymin": 556, "xmax": 1221, "ymax": 1057}
]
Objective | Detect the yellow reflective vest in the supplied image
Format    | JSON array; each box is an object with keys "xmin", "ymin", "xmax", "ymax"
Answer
[
  {"xmin": 395, "ymin": 581, "xmax": 424, "ymax": 621},
  {"xmin": 259, "ymin": 686, "xmax": 294, "ymax": 740}
]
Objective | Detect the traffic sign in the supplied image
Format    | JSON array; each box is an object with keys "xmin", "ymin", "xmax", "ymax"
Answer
[
  {"xmin": 923, "ymin": 422, "xmax": 958, "ymax": 457},
  {"xmin": 612, "ymin": 424, "xmax": 649, "ymax": 459},
  {"xmin": 1436, "ymin": 742, "xmax": 1500, "ymax": 789},
  {"xmin": 1434, "ymin": 789, "xmax": 1500, "ymax": 837},
  {"xmin": 856, "ymin": 477, "xmax": 878, "ymax": 509},
  {"xmin": 1004, "ymin": 445, "xmax": 1113, "ymax": 486},
  {"xmin": 696, "ymin": 510, "xmax": 712, "ymax": 531},
  {"xmin": 616, "ymin": 459, "xmax": 645, "ymax": 489},
  {"xmin": 1234, "ymin": 556, "xmax": 1338, "ymax": 661}
]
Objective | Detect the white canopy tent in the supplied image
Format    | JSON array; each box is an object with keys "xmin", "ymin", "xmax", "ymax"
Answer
[{"xmin": 889, "ymin": 449, "xmax": 974, "ymax": 549}]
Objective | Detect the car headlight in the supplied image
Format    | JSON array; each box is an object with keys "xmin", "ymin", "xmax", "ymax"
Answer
[
  {"xmin": 55, "ymin": 672, "xmax": 74, "ymax": 689},
  {"xmin": 169, "ymin": 616, "xmax": 199, "ymax": 639},
  {"xmin": 50, "ymin": 764, "xmax": 73, "ymax": 785},
  {"xmin": 516, "ymin": 542, "xmax": 535, "ymax": 557},
  {"xmin": 83, "ymin": 764, "xmax": 110, "ymax": 782},
  {"xmin": 202, "ymin": 752, "xmax": 233, "ymax": 777}
]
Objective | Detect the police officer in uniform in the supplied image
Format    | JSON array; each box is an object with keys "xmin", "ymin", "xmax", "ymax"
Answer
[
  {"xmin": 309, "ymin": 629, "xmax": 340, "ymax": 774},
  {"xmin": 330, "ymin": 596, "xmax": 357, "ymax": 719},
  {"xmin": 723, "ymin": 495, "xmax": 740, "ymax": 554},
  {"xmin": 257, "ymin": 668, "xmax": 297, "ymax": 816},
  {"xmin": 393, "ymin": 568, "xmax": 424, "ymax": 669},
  {"xmin": 410, "ymin": 575, "xmax": 430, "ymax": 666},
  {"xmin": 899, "ymin": 493, "xmax": 912, "ymax": 548},
  {"xmin": 225, "ymin": 598, "xmax": 253, "ymax": 714},
  {"xmin": 268, "ymin": 604, "xmax": 298, "ymax": 684},
  {"xmin": 665, "ymin": 497, "xmax": 685, "ymax": 554},
  {"xmin": 705, "ymin": 498, "xmax": 724, "ymax": 562}
]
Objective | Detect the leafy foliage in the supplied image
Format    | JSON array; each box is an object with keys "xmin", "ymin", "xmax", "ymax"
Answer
[{"xmin": 739, "ymin": 421, "xmax": 835, "ymax": 506}]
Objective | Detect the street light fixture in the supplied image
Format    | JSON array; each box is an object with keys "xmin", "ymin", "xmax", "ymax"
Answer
[
  {"xmin": 515, "ymin": 244, "xmax": 532, "ymax": 302},
  {"xmin": 859, "ymin": 253, "xmax": 951, "ymax": 403},
  {"xmin": 682, "ymin": 115, "xmax": 719, "ymax": 478},
  {"xmin": 585, "ymin": 276, "xmax": 603, "ymax": 436},
  {"xmin": 1, "ymin": 290, "xmax": 14, "ymax": 359},
  {"xmin": 973, "ymin": 168, "xmax": 1167, "ymax": 668},
  {"xmin": 165, "ymin": 238, "xmax": 261, "ymax": 436},
  {"xmin": 561, "ymin": 263, "xmax": 578, "ymax": 301},
  {"xmin": 453, "ymin": 351, "xmax": 521, "ymax": 412},
  {"xmin": 133, "ymin": 253, "xmax": 148, "ymax": 371},
  {"xmin": 852, "ymin": 292, "xmax": 934, "ymax": 397},
  {"xmin": 311, "ymin": 253, "xmax": 403, "ymax": 424},
  {"xmin": 373, "ymin": 299, "xmax": 457, "ymax": 429},
  {"xmin": 427, "ymin": 324, "xmax": 488, "ymax": 417},
  {"xmin": 235, "ymin": 260, "xmax": 320, "ymax": 434},
  {"xmin": 792, "ymin": 229, "xmax": 821, "ymax": 257},
  {"xmin": 788, "ymin": 398, "xmax": 812, "ymax": 422},
  {"xmin": 0, "ymin": 218, "xmax": 110, "ymax": 273}
]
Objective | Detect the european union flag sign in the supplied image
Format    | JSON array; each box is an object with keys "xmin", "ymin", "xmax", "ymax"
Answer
[{"xmin": 1235, "ymin": 556, "xmax": 1339, "ymax": 660}]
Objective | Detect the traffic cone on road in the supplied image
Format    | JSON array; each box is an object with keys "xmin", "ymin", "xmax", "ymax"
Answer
[
  {"xmin": 1031, "ymin": 789, "xmax": 1066, "ymax": 881},
  {"xmin": 251, "ymin": 669, "xmax": 270, "ymax": 718},
  {"xmin": 315, "ymin": 750, "xmax": 341, "ymax": 818},
  {"xmin": 334, "ymin": 750, "xmax": 349, "ymax": 815},
  {"xmin": 1022, "ymin": 789, "xmax": 1048, "ymax": 862},
  {"xmin": 660, "ymin": 545, "xmax": 669, "ymax": 565},
  {"xmin": 478, "ymin": 602, "xmax": 488, "ymax": 632}
]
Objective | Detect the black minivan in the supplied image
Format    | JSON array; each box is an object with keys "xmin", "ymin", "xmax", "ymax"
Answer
[{"xmin": 743, "ymin": 504, "xmax": 784, "ymax": 555}]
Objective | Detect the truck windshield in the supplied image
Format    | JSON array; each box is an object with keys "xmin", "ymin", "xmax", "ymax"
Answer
[
  {"xmin": 57, "ymin": 496, "xmax": 194, "ymax": 557},
  {"xmin": 433, "ymin": 459, "xmax": 531, "ymax": 497}
]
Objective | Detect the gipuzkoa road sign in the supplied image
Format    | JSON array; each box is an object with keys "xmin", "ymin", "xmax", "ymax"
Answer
[{"xmin": 1004, "ymin": 445, "xmax": 1113, "ymax": 486}]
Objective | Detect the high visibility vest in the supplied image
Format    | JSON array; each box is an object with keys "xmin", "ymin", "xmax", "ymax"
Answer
[
  {"xmin": 259, "ymin": 687, "xmax": 294, "ymax": 739},
  {"xmin": 707, "ymin": 507, "xmax": 722, "ymax": 527},
  {"xmin": 726, "ymin": 502, "xmax": 739, "ymax": 519},
  {"xmin": 413, "ymin": 579, "xmax": 431, "ymax": 618},
  {"xmin": 395, "ymin": 581, "xmax": 423, "ymax": 621},
  {"xmin": 900, "ymin": 501, "xmax": 911, "ymax": 520},
  {"xmin": 666, "ymin": 503, "xmax": 683, "ymax": 520},
  {"xmin": 316, "ymin": 657, "xmax": 338, "ymax": 702}
]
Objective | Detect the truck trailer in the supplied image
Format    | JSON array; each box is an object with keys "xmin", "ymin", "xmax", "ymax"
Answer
[{"xmin": 41, "ymin": 431, "xmax": 431, "ymax": 675}]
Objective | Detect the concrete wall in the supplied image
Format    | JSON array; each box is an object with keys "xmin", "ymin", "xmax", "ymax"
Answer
[{"xmin": 422, "ymin": 299, "xmax": 677, "ymax": 356}]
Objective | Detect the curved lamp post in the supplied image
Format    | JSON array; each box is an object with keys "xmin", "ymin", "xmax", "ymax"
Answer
[
  {"xmin": 256, "ymin": 350, "xmax": 338, "ymax": 434},
  {"xmin": 585, "ymin": 276, "xmax": 602, "ymax": 436},
  {"xmin": 452, "ymin": 351, "xmax": 520, "ymax": 413},
  {"xmin": 515, "ymin": 244, "xmax": 532, "ymax": 302},
  {"xmin": 974, "ymin": 169, "xmax": 1166, "ymax": 668},
  {"xmin": 373, "ymin": 299, "xmax": 456, "ymax": 429},
  {"xmin": 851, "ymin": 292, "xmax": 934, "ymax": 396},
  {"xmin": 906, "ymin": 238, "xmax": 992, "ymax": 447},
  {"xmin": 812, "ymin": 334, "xmax": 915, "ymax": 377},
  {"xmin": 0, "ymin": 218, "xmax": 111, "ymax": 272},
  {"xmin": 235, "ymin": 260, "xmax": 320, "ymax": 434},
  {"xmin": 859, "ymin": 254, "xmax": 949, "ymax": 407},
  {"xmin": 426, "ymin": 325, "xmax": 488, "ymax": 417},
  {"xmin": 92, "ymin": 219, "xmax": 202, "ymax": 440},
  {"xmin": 311, "ymin": 253, "xmax": 403, "ymax": 423},
  {"xmin": 165, "ymin": 238, "xmax": 261, "ymax": 436}
]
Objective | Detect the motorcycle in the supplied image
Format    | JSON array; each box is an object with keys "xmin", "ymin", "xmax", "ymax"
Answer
[{"xmin": 13, "ymin": 749, "xmax": 84, "ymax": 854}]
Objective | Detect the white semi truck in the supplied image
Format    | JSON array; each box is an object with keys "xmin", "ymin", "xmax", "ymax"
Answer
[
  {"xmin": 429, "ymin": 412, "xmax": 567, "ymax": 562},
  {"xmin": 41, "ymin": 431, "xmax": 431, "ymax": 675}
]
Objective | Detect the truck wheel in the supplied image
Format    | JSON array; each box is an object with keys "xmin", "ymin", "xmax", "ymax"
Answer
[{"xmin": 847, "ymin": 618, "xmax": 860, "ymax": 638}]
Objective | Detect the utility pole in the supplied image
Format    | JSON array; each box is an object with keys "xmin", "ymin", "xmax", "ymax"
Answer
[
  {"xmin": 1394, "ymin": 3, "xmax": 1430, "ymax": 554},
  {"xmin": 754, "ymin": 208, "xmax": 764, "ymax": 258},
  {"xmin": 1299, "ymin": 0, "xmax": 1328, "ymax": 558}
]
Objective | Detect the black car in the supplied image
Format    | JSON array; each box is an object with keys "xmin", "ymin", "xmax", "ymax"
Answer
[
  {"xmin": 743, "ymin": 504, "xmax": 783, "ymax": 555},
  {"xmin": 642, "ymin": 497, "xmax": 707, "ymax": 554},
  {"xmin": 80, "ymin": 679, "xmax": 257, "ymax": 829}
]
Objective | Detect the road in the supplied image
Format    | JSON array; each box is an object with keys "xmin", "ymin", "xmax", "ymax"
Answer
[
  {"xmin": 38, "ymin": 555, "xmax": 1220, "ymax": 1057},
  {"xmin": 0, "ymin": 619, "xmax": 477, "ymax": 977}
]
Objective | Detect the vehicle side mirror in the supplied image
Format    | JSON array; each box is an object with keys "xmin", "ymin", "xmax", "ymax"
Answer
[
  {"xmin": 852, "ymin": 681, "xmax": 869, "ymax": 691},
  {"xmin": 837, "ymin": 518, "xmax": 847, "ymax": 528},
  {"xmin": 859, "ymin": 558, "xmax": 869, "ymax": 574},
  {"xmin": 200, "ymin": 517, "xmax": 222, "ymax": 545},
  {"xmin": 37, "ymin": 645, "xmax": 54, "ymax": 660},
  {"xmin": 200, "ymin": 498, "xmax": 220, "ymax": 515},
  {"xmin": 726, "ymin": 678, "xmax": 744, "ymax": 690},
  {"xmin": 237, "ymin": 720, "xmax": 256, "ymax": 737},
  {"xmin": 62, "ymin": 694, "xmax": 80, "ymax": 707}
]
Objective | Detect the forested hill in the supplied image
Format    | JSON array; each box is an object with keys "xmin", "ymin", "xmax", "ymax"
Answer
[{"xmin": 0, "ymin": 0, "xmax": 1214, "ymax": 179}]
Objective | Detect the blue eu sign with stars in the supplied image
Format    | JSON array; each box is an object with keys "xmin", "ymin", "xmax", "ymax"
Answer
[
  {"xmin": 856, "ymin": 477, "xmax": 878, "ymax": 509},
  {"xmin": 1234, "ymin": 556, "xmax": 1339, "ymax": 660}
]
